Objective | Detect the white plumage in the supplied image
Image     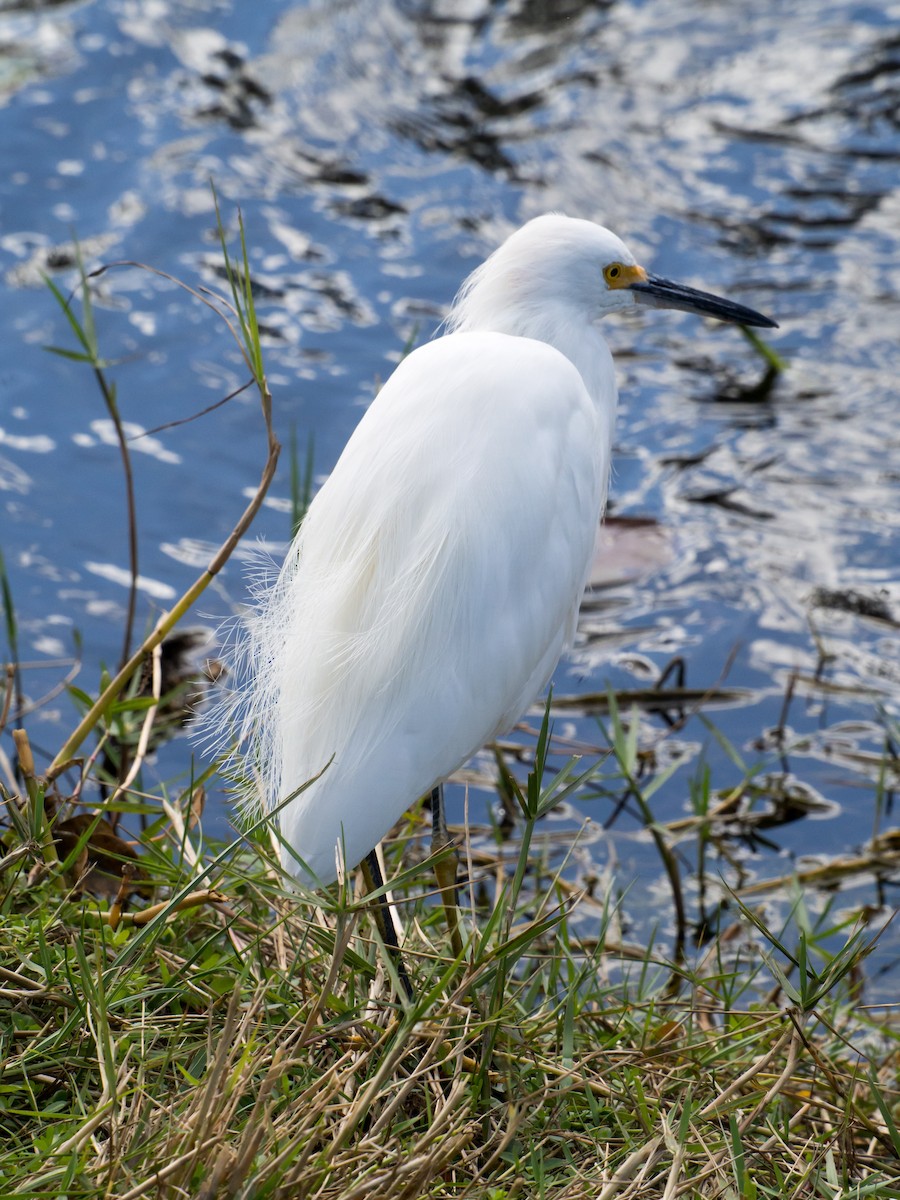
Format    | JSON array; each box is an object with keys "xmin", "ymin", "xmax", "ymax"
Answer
[{"xmin": 219, "ymin": 214, "xmax": 776, "ymax": 886}]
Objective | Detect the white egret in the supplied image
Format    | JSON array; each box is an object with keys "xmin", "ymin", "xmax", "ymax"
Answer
[{"xmin": 228, "ymin": 214, "xmax": 776, "ymax": 983}]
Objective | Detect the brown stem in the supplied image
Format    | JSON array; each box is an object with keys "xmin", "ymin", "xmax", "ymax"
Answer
[
  {"xmin": 47, "ymin": 381, "xmax": 279, "ymax": 780},
  {"xmin": 95, "ymin": 366, "xmax": 139, "ymax": 673}
]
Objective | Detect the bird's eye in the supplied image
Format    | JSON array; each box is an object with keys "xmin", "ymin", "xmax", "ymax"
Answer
[{"xmin": 604, "ymin": 263, "xmax": 622, "ymax": 285}]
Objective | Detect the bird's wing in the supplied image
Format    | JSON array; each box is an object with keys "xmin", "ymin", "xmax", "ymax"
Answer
[{"xmin": 249, "ymin": 331, "xmax": 612, "ymax": 882}]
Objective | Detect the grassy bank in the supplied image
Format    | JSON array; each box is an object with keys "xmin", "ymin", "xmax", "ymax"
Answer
[{"xmin": 2, "ymin": 751, "xmax": 899, "ymax": 1198}]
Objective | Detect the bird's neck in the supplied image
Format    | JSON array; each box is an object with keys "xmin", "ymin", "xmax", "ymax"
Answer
[
  {"xmin": 534, "ymin": 314, "xmax": 616, "ymax": 408},
  {"xmin": 453, "ymin": 303, "xmax": 616, "ymax": 410}
]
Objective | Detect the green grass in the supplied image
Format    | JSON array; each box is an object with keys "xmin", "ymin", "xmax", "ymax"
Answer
[
  {"xmin": 0, "ymin": 204, "xmax": 898, "ymax": 1198},
  {"xmin": 2, "ymin": 767, "xmax": 898, "ymax": 1198}
]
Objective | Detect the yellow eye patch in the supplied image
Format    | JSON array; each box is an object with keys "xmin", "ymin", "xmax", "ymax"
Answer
[{"xmin": 603, "ymin": 262, "xmax": 648, "ymax": 289}]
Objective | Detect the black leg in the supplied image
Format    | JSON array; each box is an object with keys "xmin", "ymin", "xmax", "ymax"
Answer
[
  {"xmin": 430, "ymin": 784, "xmax": 463, "ymax": 957},
  {"xmin": 361, "ymin": 849, "xmax": 414, "ymax": 1001}
]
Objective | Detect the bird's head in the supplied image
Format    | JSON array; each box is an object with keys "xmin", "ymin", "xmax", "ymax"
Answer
[{"xmin": 448, "ymin": 213, "xmax": 777, "ymax": 335}]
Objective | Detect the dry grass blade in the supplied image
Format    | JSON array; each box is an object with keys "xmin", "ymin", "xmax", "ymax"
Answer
[{"xmin": 596, "ymin": 1136, "xmax": 666, "ymax": 1199}]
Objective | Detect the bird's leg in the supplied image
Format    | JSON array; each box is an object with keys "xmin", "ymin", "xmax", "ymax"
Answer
[
  {"xmin": 361, "ymin": 849, "xmax": 413, "ymax": 1002},
  {"xmin": 431, "ymin": 784, "xmax": 463, "ymax": 958}
]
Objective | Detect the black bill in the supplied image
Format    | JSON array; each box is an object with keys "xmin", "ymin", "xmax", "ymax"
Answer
[{"xmin": 631, "ymin": 273, "xmax": 778, "ymax": 329}]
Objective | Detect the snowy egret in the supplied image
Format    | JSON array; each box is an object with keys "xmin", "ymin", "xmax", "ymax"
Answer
[{"xmin": 228, "ymin": 214, "xmax": 776, "ymax": 976}]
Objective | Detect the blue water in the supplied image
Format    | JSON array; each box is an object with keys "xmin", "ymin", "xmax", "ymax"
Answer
[{"xmin": 1, "ymin": 0, "xmax": 899, "ymax": 989}]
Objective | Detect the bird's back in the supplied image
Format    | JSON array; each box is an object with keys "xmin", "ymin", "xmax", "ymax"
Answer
[{"xmin": 246, "ymin": 330, "xmax": 613, "ymax": 884}]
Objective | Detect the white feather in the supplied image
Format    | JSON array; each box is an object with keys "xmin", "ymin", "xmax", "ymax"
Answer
[{"xmin": 208, "ymin": 214, "xmax": 633, "ymax": 885}]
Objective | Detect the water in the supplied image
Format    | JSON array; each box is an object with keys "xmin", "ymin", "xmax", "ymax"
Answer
[{"xmin": 1, "ymin": 0, "xmax": 898, "ymax": 989}]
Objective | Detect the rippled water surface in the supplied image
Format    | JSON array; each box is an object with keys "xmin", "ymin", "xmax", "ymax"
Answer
[{"xmin": 2, "ymin": 0, "xmax": 899, "ymax": 987}]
